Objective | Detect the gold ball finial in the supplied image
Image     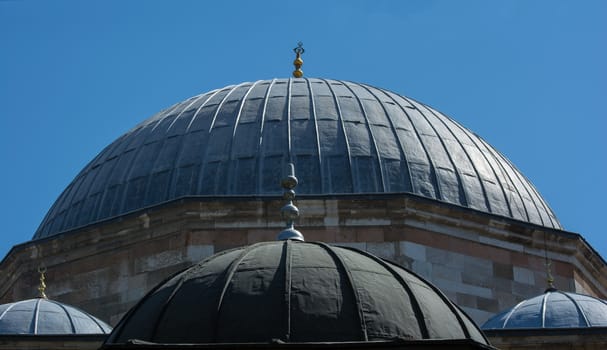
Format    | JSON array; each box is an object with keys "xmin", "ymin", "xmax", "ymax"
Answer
[
  {"xmin": 37, "ymin": 265, "xmax": 48, "ymax": 299},
  {"xmin": 292, "ymin": 41, "xmax": 304, "ymax": 78}
]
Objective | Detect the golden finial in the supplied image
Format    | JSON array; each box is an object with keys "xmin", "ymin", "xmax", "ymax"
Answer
[
  {"xmin": 545, "ymin": 259, "xmax": 555, "ymax": 290},
  {"xmin": 543, "ymin": 232, "xmax": 556, "ymax": 291},
  {"xmin": 292, "ymin": 42, "xmax": 304, "ymax": 78},
  {"xmin": 37, "ymin": 265, "xmax": 48, "ymax": 299}
]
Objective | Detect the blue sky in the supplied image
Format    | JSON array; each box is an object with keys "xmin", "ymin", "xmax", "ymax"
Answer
[{"xmin": 0, "ymin": 1, "xmax": 605, "ymax": 260}]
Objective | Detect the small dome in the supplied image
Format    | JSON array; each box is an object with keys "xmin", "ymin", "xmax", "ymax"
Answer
[
  {"xmin": 35, "ymin": 78, "xmax": 560, "ymax": 239},
  {"xmin": 482, "ymin": 289, "xmax": 607, "ymax": 329},
  {"xmin": 0, "ymin": 298, "xmax": 112, "ymax": 335},
  {"xmin": 105, "ymin": 240, "xmax": 487, "ymax": 345}
]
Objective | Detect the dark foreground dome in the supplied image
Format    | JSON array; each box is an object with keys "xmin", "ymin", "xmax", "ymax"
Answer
[
  {"xmin": 35, "ymin": 78, "xmax": 560, "ymax": 239},
  {"xmin": 0, "ymin": 298, "xmax": 112, "ymax": 334},
  {"xmin": 104, "ymin": 240, "xmax": 488, "ymax": 346},
  {"xmin": 482, "ymin": 288, "xmax": 607, "ymax": 329}
]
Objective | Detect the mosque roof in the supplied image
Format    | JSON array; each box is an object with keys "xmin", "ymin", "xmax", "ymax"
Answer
[
  {"xmin": 104, "ymin": 240, "xmax": 488, "ymax": 346},
  {"xmin": 482, "ymin": 288, "xmax": 607, "ymax": 329},
  {"xmin": 34, "ymin": 78, "xmax": 560, "ymax": 239},
  {"xmin": 0, "ymin": 298, "xmax": 112, "ymax": 335}
]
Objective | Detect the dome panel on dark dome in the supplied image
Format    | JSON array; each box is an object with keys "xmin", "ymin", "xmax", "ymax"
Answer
[
  {"xmin": 104, "ymin": 241, "xmax": 488, "ymax": 345},
  {"xmin": 34, "ymin": 78, "xmax": 560, "ymax": 239}
]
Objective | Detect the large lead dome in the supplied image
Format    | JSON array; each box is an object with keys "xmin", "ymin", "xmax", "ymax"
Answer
[
  {"xmin": 35, "ymin": 78, "xmax": 560, "ymax": 239},
  {"xmin": 104, "ymin": 241, "xmax": 488, "ymax": 345}
]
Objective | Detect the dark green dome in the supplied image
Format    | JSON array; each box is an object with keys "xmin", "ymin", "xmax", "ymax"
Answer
[{"xmin": 105, "ymin": 241, "xmax": 488, "ymax": 345}]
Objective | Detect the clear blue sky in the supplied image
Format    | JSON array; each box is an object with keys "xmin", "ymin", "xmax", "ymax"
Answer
[{"xmin": 1, "ymin": 1, "xmax": 605, "ymax": 260}]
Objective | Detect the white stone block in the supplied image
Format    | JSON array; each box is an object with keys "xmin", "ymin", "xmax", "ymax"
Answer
[
  {"xmin": 513, "ymin": 266, "xmax": 535, "ymax": 284},
  {"xmin": 366, "ymin": 242, "xmax": 395, "ymax": 260},
  {"xmin": 400, "ymin": 241, "xmax": 426, "ymax": 261},
  {"xmin": 186, "ymin": 245, "xmax": 214, "ymax": 262}
]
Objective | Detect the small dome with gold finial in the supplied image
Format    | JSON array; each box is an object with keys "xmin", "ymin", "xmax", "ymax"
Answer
[{"xmin": 0, "ymin": 267, "xmax": 112, "ymax": 335}]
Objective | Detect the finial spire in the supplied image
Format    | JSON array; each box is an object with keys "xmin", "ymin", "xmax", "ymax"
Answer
[
  {"xmin": 545, "ymin": 260, "xmax": 555, "ymax": 291},
  {"xmin": 543, "ymin": 232, "xmax": 556, "ymax": 292},
  {"xmin": 37, "ymin": 265, "xmax": 48, "ymax": 299},
  {"xmin": 292, "ymin": 42, "xmax": 304, "ymax": 78},
  {"xmin": 277, "ymin": 163, "xmax": 304, "ymax": 241}
]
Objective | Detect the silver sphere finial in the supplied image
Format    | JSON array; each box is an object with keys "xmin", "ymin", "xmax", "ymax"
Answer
[{"xmin": 277, "ymin": 163, "xmax": 304, "ymax": 241}]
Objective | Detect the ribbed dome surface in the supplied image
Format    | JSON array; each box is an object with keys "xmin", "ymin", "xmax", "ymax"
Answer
[
  {"xmin": 106, "ymin": 241, "xmax": 488, "ymax": 345},
  {"xmin": 482, "ymin": 289, "xmax": 607, "ymax": 329},
  {"xmin": 0, "ymin": 298, "xmax": 112, "ymax": 334},
  {"xmin": 35, "ymin": 78, "xmax": 560, "ymax": 239}
]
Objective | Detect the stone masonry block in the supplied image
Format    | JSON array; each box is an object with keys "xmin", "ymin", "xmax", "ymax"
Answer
[
  {"xmin": 366, "ymin": 242, "xmax": 396, "ymax": 260},
  {"xmin": 432, "ymin": 264, "xmax": 462, "ymax": 283},
  {"xmin": 134, "ymin": 250, "xmax": 183, "ymax": 274},
  {"xmin": 513, "ymin": 266, "xmax": 535, "ymax": 284},
  {"xmin": 456, "ymin": 293, "xmax": 477, "ymax": 308},
  {"xmin": 433, "ymin": 278, "xmax": 493, "ymax": 299},
  {"xmin": 186, "ymin": 244, "xmax": 214, "ymax": 262},
  {"xmin": 493, "ymin": 262, "xmax": 514, "ymax": 280},
  {"xmin": 460, "ymin": 306, "xmax": 493, "ymax": 326},
  {"xmin": 426, "ymin": 248, "xmax": 466, "ymax": 269},
  {"xmin": 412, "ymin": 260, "xmax": 432, "ymax": 280},
  {"xmin": 355, "ymin": 228, "xmax": 385, "ymax": 242},
  {"xmin": 399, "ymin": 241, "xmax": 426, "ymax": 262}
]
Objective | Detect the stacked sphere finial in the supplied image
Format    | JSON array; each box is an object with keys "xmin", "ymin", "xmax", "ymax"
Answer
[
  {"xmin": 277, "ymin": 163, "xmax": 304, "ymax": 241},
  {"xmin": 292, "ymin": 42, "xmax": 304, "ymax": 78}
]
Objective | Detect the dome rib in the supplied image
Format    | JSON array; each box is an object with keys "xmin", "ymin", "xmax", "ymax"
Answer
[
  {"xmin": 256, "ymin": 79, "xmax": 276, "ymax": 194},
  {"xmin": 286, "ymin": 78, "xmax": 293, "ymax": 162},
  {"xmin": 32, "ymin": 298, "xmax": 41, "ymax": 334},
  {"xmin": 337, "ymin": 246, "xmax": 430, "ymax": 339},
  {"xmin": 540, "ymin": 292, "xmax": 549, "ymax": 328},
  {"xmin": 406, "ymin": 98, "xmax": 471, "ymax": 207},
  {"xmin": 560, "ymin": 291, "xmax": 590, "ymax": 327},
  {"xmin": 479, "ymin": 138, "xmax": 531, "ymax": 223},
  {"xmin": 212, "ymin": 242, "xmax": 265, "ymax": 341},
  {"xmin": 321, "ymin": 78, "xmax": 355, "ymax": 192},
  {"xmin": 343, "ymin": 82, "xmax": 386, "ymax": 192},
  {"xmin": 379, "ymin": 88, "xmax": 442, "ymax": 199},
  {"xmin": 502, "ymin": 155, "xmax": 546, "ymax": 226},
  {"xmin": 358, "ymin": 83, "xmax": 413, "ymax": 193},
  {"xmin": 148, "ymin": 271, "xmax": 186, "ymax": 343},
  {"xmin": 440, "ymin": 113, "xmax": 514, "ymax": 218},
  {"xmin": 283, "ymin": 240, "xmax": 293, "ymax": 340},
  {"xmin": 201, "ymin": 83, "xmax": 246, "ymax": 196},
  {"xmin": 306, "ymin": 79, "xmax": 325, "ymax": 193},
  {"xmin": 226, "ymin": 81, "xmax": 260, "ymax": 194},
  {"xmin": 52, "ymin": 300, "xmax": 76, "ymax": 333},
  {"xmin": 313, "ymin": 242, "xmax": 369, "ymax": 341},
  {"xmin": 419, "ymin": 102, "xmax": 490, "ymax": 211}
]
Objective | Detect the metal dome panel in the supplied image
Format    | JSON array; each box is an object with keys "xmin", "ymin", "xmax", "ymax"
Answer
[
  {"xmin": 105, "ymin": 241, "xmax": 488, "ymax": 345},
  {"xmin": 0, "ymin": 298, "xmax": 112, "ymax": 335},
  {"xmin": 481, "ymin": 289, "xmax": 607, "ymax": 329},
  {"xmin": 34, "ymin": 78, "xmax": 560, "ymax": 239}
]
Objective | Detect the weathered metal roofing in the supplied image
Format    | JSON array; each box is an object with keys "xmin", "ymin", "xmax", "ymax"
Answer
[
  {"xmin": 482, "ymin": 289, "xmax": 607, "ymax": 329},
  {"xmin": 34, "ymin": 78, "xmax": 560, "ymax": 239},
  {"xmin": 105, "ymin": 241, "xmax": 488, "ymax": 345},
  {"xmin": 0, "ymin": 298, "xmax": 112, "ymax": 335}
]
